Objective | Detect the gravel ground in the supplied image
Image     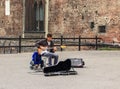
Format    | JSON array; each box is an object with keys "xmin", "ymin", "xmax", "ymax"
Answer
[{"xmin": 0, "ymin": 51, "xmax": 120, "ymax": 89}]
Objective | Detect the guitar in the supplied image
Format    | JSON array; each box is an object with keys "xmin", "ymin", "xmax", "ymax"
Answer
[
  {"xmin": 40, "ymin": 45, "xmax": 67, "ymax": 53},
  {"xmin": 47, "ymin": 45, "xmax": 66, "ymax": 49}
]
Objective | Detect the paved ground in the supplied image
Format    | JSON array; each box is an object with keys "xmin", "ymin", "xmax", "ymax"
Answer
[{"xmin": 0, "ymin": 51, "xmax": 120, "ymax": 89}]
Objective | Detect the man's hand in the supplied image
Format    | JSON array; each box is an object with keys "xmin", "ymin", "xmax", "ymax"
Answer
[{"xmin": 53, "ymin": 47, "xmax": 57, "ymax": 51}]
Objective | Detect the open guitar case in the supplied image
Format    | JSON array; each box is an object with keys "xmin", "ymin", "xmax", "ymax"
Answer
[{"xmin": 43, "ymin": 59, "xmax": 78, "ymax": 76}]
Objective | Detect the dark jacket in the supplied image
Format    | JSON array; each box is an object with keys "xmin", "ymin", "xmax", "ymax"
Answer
[
  {"xmin": 42, "ymin": 39, "xmax": 54, "ymax": 53},
  {"xmin": 35, "ymin": 39, "xmax": 55, "ymax": 53}
]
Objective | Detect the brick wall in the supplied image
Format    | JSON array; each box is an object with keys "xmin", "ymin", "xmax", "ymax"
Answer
[
  {"xmin": 48, "ymin": 0, "xmax": 120, "ymax": 42},
  {"xmin": 0, "ymin": 0, "xmax": 23, "ymax": 37},
  {"xmin": 0, "ymin": 0, "xmax": 120, "ymax": 43}
]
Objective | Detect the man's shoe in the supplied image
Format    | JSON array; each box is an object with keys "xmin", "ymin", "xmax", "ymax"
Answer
[{"xmin": 30, "ymin": 66, "xmax": 34, "ymax": 70}]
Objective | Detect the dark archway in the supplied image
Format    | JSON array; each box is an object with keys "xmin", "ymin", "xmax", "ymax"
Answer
[{"xmin": 25, "ymin": 0, "xmax": 45, "ymax": 32}]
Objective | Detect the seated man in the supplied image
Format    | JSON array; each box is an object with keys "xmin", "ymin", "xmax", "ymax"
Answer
[
  {"xmin": 35, "ymin": 40, "xmax": 58, "ymax": 66},
  {"xmin": 41, "ymin": 33, "xmax": 57, "ymax": 53}
]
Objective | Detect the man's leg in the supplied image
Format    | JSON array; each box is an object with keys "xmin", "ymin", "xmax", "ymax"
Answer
[
  {"xmin": 52, "ymin": 53, "xmax": 58, "ymax": 65},
  {"xmin": 43, "ymin": 52, "xmax": 58, "ymax": 66},
  {"xmin": 40, "ymin": 60, "xmax": 44, "ymax": 68},
  {"xmin": 43, "ymin": 53, "xmax": 52, "ymax": 65}
]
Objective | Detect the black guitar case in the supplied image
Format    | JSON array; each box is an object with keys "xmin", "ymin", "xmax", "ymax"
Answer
[{"xmin": 43, "ymin": 59, "xmax": 77, "ymax": 76}]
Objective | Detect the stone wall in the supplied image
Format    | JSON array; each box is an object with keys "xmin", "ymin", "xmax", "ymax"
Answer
[
  {"xmin": 0, "ymin": 0, "xmax": 23, "ymax": 37},
  {"xmin": 48, "ymin": 0, "xmax": 120, "ymax": 42},
  {"xmin": 0, "ymin": 0, "xmax": 120, "ymax": 43}
]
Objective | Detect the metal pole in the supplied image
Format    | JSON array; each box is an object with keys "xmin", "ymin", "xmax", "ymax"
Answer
[
  {"xmin": 95, "ymin": 36, "xmax": 98, "ymax": 50},
  {"xmin": 79, "ymin": 36, "xmax": 81, "ymax": 51},
  {"xmin": 19, "ymin": 36, "xmax": 22, "ymax": 53},
  {"xmin": 61, "ymin": 35, "xmax": 63, "ymax": 51}
]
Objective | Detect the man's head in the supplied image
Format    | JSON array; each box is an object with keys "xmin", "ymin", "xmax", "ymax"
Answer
[{"xmin": 47, "ymin": 34, "xmax": 52, "ymax": 42}]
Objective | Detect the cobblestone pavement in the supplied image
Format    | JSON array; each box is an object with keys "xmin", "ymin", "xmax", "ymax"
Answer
[{"xmin": 0, "ymin": 51, "xmax": 120, "ymax": 89}]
